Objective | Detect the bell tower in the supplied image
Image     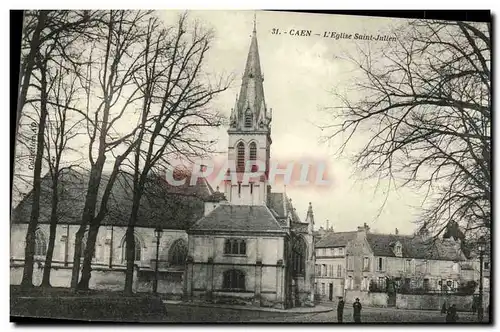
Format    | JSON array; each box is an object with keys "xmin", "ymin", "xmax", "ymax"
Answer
[{"xmin": 225, "ymin": 17, "xmax": 272, "ymax": 205}]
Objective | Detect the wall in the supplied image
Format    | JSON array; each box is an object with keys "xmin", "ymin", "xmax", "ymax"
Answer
[
  {"xmin": 345, "ymin": 229, "xmax": 373, "ymax": 291},
  {"xmin": 10, "ymin": 224, "xmax": 188, "ymax": 269},
  {"xmin": 342, "ymin": 290, "xmax": 487, "ymax": 312},
  {"xmin": 373, "ymin": 255, "xmax": 466, "ymax": 292},
  {"xmin": 10, "ymin": 265, "xmax": 184, "ymax": 295},
  {"xmin": 189, "ymin": 233, "xmax": 284, "ymax": 267},
  {"xmin": 187, "ymin": 232, "xmax": 286, "ymax": 308},
  {"xmin": 395, "ymin": 293, "xmax": 480, "ymax": 311},
  {"xmin": 344, "ymin": 290, "xmax": 388, "ymax": 307}
]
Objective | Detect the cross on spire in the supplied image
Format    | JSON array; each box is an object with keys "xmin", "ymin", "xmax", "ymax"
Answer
[{"xmin": 253, "ymin": 12, "xmax": 257, "ymax": 33}]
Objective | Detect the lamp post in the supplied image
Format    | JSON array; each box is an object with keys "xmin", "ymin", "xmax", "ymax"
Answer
[
  {"xmin": 153, "ymin": 227, "xmax": 163, "ymax": 294},
  {"xmin": 477, "ymin": 236, "xmax": 486, "ymax": 322}
]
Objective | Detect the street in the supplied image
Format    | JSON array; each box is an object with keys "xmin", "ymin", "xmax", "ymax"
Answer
[{"xmin": 163, "ymin": 303, "xmax": 490, "ymax": 323}]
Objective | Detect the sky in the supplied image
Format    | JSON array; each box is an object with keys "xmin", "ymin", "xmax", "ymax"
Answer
[
  {"xmin": 158, "ymin": 10, "xmax": 428, "ymax": 235},
  {"xmin": 12, "ymin": 10, "xmax": 430, "ymax": 236}
]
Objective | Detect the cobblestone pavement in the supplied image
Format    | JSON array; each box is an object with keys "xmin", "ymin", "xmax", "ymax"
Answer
[{"xmin": 163, "ymin": 304, "xmax": 490, "ymax": 323}]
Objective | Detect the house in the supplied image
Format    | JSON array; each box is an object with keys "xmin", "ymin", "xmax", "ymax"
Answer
[
  {"xmin": 314, "ymin": 223, "xmax": 476, "ymax": 303},
  {"xmin": 314, "ymin": 231, "xmax": 355, "ymax": 300}
]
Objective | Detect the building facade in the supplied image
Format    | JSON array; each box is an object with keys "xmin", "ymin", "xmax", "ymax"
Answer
[
  {"xmin": 314, "ymin": 231, "xmax": 353, "ymax": 300},
  {"xmin": 10, "ymin": 170, "xmax": 209, "ymax": 295},
  {"xmin": 184, "ymin": 22, "xmax": 315, "ymax": 309},
  {"xmin": 11, "ymin": 21, "xmax": 316, "ymax": 310},
  {"xmin": 314, "ymin": 224, "xmax": 482, "ymax": 305}
]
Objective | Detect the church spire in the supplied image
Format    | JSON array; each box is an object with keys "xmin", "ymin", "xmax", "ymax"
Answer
[
  {"xmin": 253, "ymin": 12, "xmax": 257, "ymax": 33},
  {"xmin": 231, "ymin": 14, "xmax": 268, "ymax": 131}
]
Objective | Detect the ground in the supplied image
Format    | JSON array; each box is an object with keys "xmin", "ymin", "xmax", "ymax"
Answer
[
  {"xmin": 10, "ymin": 286, "xmax": 490, "ymax": 324},
  {"xmin": 163, "ymin": 303, "xmax": 489, "ymax": 323}
]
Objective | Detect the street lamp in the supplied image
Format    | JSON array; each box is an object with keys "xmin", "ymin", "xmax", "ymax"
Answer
[
  {"xmin": 153, "ymin": 227, "xmax": 163, "ymax": 294},
  {"xmin": 477, "ymin": 236, "xmax": 486, "ymax": 322}
]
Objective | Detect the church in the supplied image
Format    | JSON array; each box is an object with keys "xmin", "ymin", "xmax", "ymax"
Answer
[
  {"xmin": 10, "ymin": 20, "xmax": 315, "ymax": 309},
  {"xmin": 185, "ymin": 22, "xmax": 315, "ymax": 308}
]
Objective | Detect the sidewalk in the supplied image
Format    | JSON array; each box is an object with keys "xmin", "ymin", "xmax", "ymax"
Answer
[{"xmin": 163, "ymin": 300, "xmax": 333, "ymax": 314}]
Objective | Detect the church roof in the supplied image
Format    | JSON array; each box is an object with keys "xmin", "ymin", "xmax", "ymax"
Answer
[
  {"xmin": 268, "ymin": 192, "xmax": 286, "ymax": 218},
  {"xmin": 267, "ymin": 192, "xmax": 302, "ymax": 223},
  {"xmin": 12, "ymin": 168, "xmax": 211, "ymax": 230},
  {"xmin": 188, "ymin": 204, "xmax": 285, "ymax": 234}
]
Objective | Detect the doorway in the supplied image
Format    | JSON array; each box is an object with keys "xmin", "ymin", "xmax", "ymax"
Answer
[{"xmin": 329, "ymin": 283, "xmax": 333, "ymax": 301}]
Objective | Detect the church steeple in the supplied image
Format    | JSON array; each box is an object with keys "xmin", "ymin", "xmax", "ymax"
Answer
[
  {"xmin": 230, "ymin": 15, "xmax": 271, "ymax": 132},
  {"xmin": 225, "ymin": 15, "xmax": 272, "ymax": 206}
]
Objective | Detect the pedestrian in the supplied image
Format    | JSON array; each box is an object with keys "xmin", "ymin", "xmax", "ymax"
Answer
[
  {"xmin": 441, "ymin": 302, "xmax": 447, "ymax": 314},
  {"xmin": 353, "ymin": 297, "xmax": 362, "ymax": 323},
  {"xmin": 446, "ymin": 304, "xmax": 458, "ymax": 322},
  {"xmin": 337, "ymin": 297, "xmax": 345, "ymax": 323}
]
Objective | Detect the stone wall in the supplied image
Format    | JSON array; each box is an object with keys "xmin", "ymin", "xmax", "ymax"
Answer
[
  {"xmin": 10, "ymin": 265, "xmax": 184, "ymax": 296},
  {"xmin": 342, "ymin": 289, "xmax": 485, "ymax": 312},
  {"xmin": 10, "ymin": 224, "xmax": 188, "ymax": 269},
  {"xmin": 187, "ymin": 233, "xmax": 289, "ymax": 308},
  {"xmin": 395, "ymin": 293, "xmax": 484, "ymax": 312},
  {"xmin": 344, "ymin": 290, "xmax": 388, "ymax": 307}
]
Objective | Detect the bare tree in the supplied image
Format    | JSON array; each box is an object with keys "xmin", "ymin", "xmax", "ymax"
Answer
[
  {"xmin": 70, "ymin": 10, "xmax": 156, "ymax": 290},
  {"xmin": 16, "ymin": 10, "xmax": 97, "ymax": 288},
  {"xmin": 40, "ymin": 59, "xmax": 85, "ymax": 287},
  {"xmin": 120, "ymin": 13, "xmax": 228, "ymax": 294},
  {"xmin": 322, "ymin": 20, "xmax": 490, "ymax": 242},
  {"xmin": 16, "ymin": 10, "xmax": 92, "ymax": 136}
]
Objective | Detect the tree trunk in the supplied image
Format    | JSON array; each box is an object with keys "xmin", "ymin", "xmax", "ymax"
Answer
[
  {"xmin": 16, "ymin": 11, "xmax": 48, "ymax": 136},
  {"xmin": 77, "ymin": 160, "xmax": 121, "ymax": 290},
  {"xmin": 123, "ymin": 225, "xmax": 136, "ymax": 295},
  {"xmin": 41, "ymin": 174, "xmax": 59, "ymax": 287},
  {"xmin": 77, "ymin": 221, "xmax": 99, "ymax": 290},
  {"xmin": 20, "ymin": 59, "xmax": 48, "ymax": 289},
  {"xmin": 70, "ymin": 163, "xmax": 104, "ymax": 289},
  {"xmin": 124, "ymin": 189, "xmax": 143, "ymax": 295}
]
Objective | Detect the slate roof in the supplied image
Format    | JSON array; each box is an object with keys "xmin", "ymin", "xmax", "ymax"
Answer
[
  {"xmin": 315, "ymin": 231, "xmax": 357, "ymax": 248},
  {"xmin": 267, "ymin": 192, "xmax": 302, "ymax": 223},
  {"xmin": 189, "ymin": 204, "xmax": 285, "ymax": 234},
  {"xmin": 366, "ymin": 233, "xmax": 466, "ymax": 261},
  {"xmin": 268, "ymin": 192, "xmax": 285, "ymax": 218},
  {"xmin": 12, "ymin": 168, "xmax": 211, "ymax": 230}
]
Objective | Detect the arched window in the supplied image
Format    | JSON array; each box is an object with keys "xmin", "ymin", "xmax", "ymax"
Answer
[
  {"xmin": 236, "ymin": 142, "xmax": 245, "ymax": 172},
  {"xmin": 121, "ymin": 234, "xmax": 142, "ymax": 263},
  {"xmin": 224, "ymin": 239, "xmax": 246, "ymax": 255},
  {"xmin": 34, "ymin": 229, "xmax": 47, "ymax": 256},
  {"xmin": 168, "ymin": 239, "xmax": 187, "ymax": 266},
  {"xmin": 223, "ymin": 269, "xmax": 245, "ymax": 290},
  {"xmin": 244, "ymin": 109, "xmax": 252, "ymax": 128},
  {"xmin": 292, "ymin": 235, "xmax": 307, "ymax": 276},
  {"xmin": 249, "ymin": 142, "xmax": 257, "ymax": 161},
  {"xmin": 249, "ymin": 142, "xmax": 257, "ymax": 172}
]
